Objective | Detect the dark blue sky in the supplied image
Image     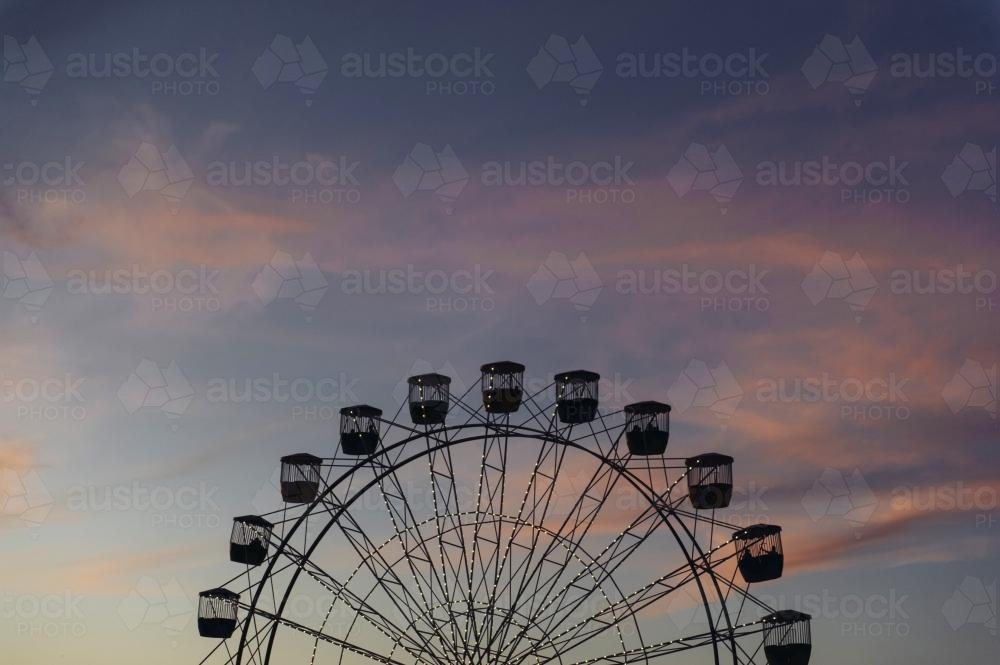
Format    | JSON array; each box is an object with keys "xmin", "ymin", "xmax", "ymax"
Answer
[{"xmin": 1, "ymin": 1, "xmax": 997, "ymax": 664}]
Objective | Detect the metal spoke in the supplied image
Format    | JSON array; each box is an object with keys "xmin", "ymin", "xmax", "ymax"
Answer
[
  {"xmin": 564, "ymin": 620, "xmax": 770, "ymax": 665},
  {"xmin": 240, "ymin": 603, "xmax": 410, "ymax": 665},
  {"xmin": 278, "ymin": 543, "xmax": 434, "ymax": 665}
]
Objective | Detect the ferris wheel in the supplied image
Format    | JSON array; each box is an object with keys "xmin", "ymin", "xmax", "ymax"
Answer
[{"xmin": 197, "ymin": 362, "xmax": 814, "ymax": 665}]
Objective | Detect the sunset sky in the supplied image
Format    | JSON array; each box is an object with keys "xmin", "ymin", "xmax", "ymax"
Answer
[{"xmin": 1, "ymin": 1, "xmax": 997, "ymax": 664}]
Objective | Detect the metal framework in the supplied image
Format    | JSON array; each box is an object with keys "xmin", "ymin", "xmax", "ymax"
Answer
[{"xmin": 198, "ymin": 363, "xmax": 813, "ymax": 665}]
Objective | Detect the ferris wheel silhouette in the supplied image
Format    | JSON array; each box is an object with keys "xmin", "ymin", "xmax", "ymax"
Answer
[{"xmin": 197, "ymin": 361, "xmax": 813, "ymax": 665}]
